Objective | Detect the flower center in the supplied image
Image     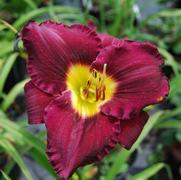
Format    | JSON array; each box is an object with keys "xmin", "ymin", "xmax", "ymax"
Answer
[
  {"xmin": 80, "ymin": 64, "xmax": 107, "ymax": 103},
  {"xmin": 66, "ymin": 64, "xmax": 117, "ymax": 118}
]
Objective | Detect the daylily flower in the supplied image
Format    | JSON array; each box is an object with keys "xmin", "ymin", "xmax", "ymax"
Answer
[{"xmin": 21, "ymin": 20, "xmax": 169, "ymax": 179}]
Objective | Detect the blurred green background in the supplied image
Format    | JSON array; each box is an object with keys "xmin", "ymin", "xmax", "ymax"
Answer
[{"xmin": 0, "ymin": 0, "xmax": 181, "ymax": 179}]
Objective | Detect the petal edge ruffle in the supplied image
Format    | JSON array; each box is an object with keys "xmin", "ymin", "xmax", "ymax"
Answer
[
  {"xmin": 44, "ymin": 91, "xmax": 120, "ymax": 179},
  {"xmin": 21, "ymin": 21, "xmax": 102, "ymax": 95},
  {"xmin": 92, "ymin": 40, "xmax": 169, "ymax": 119},
  {"xmin": 118, "ymin": 111, "xmax": 149, "ymax": 149}
]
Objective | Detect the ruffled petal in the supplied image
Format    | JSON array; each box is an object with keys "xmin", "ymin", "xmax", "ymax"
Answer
[
  {"xmin": 98, "ymin": 33, "xmax": 118, "ymax": 47},
  {"xmin": 24, "ymin": 81, "xmax": 52, "ymax": 124},
  {"xmin": 92, "ymin": 40, "xmax": 169, "ymax": 119},
  {"xmin": 87, "ymin": 20, "xmax": 97, "ymax": 31},
  {"xmin": 119, "ymin": 111, "xmax": 149, "ymax": 149},
  {"xmin": 44, "ymin": 91, "xmax": 120, "ymax": 179},
  {"xmin": 21, "ymin": 21, "xmax": 101, "ymax": 95}
]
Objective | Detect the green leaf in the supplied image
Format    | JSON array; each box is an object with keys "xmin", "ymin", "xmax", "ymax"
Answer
[
  {"xmin": 23, "ymin": 0, "xmax": 37, "ymax": 9},
  {"xmin": 0, "ymin": 19, "xmax": 18, "ymax": 34},
  {"xmin": 176, "ymin": 132, "xmax": 181, "ymax": 142},
  {"xmin": 13, "ymin": 6, "xmax": 81, "ymax": 29},
  {"xmin": 0, "ymin": 59, "xmax": 4, "ymax": 69},
  {"xmin": 158, "ymin": 107, "xmax": 181, "ymax": 121},
  {"xmin": 130, "ymin": 163, "xmax": 173, "ymax": 180},
  {"xmin": 0, "ymin": 170, "xmax": 12, "ymax": 180},
  {"xmin": 0, "ymin": 115, "xmax": 45, "ymax": 153},
  {"xmin": 173, "ymin": 41, "xmax": 181, "ymax": 55},
  {"xmin": 169, "ymin": 75, "xmax": 181, "ymax": 98},
  {"xmin": 141, "ymin": 9, "xmax": 181, "ymax": 27},
  {"xmin": 155, "ymin": 9, "xmax": 181, "ymax": 18},
  {"xmin": 109, "ymin": 0, "xmax": 136, "ymax": 36},
  {"xmin": 1, "ymin": 79, "xmax": 29, "ymax": 111},
  {"xmin": 0, "ymin": 53, "xmax": 18, "ymax": 95},
  {"xmin": 0, "ymin": 41, "xmax": 12, "ymax": 57},
  {"xmin": 0, "ymin": 24, "xmax": 6, "ymax": 31},
  {"xmin": 30, "ymin": 148, "xmax": 58, "ymax": 179},
  {"xmin": 106, "ymin": 112, "xmax": 163, "ymax": 180},
  {"xmin": 3, "ymin": 160, "xmax": 16, "ymax": 177},
  {"xmin": 0, "ymin": 135, "xmax": 33, "ymax": 180},
  {"xmin": 0, "ymin": 115, "xmax": 57, "ymax": 178},
  {"xmin": 156, "ymin": 120, "xmax": 181, "ymax": 129}
]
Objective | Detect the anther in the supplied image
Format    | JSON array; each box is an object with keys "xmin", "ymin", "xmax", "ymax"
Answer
[
  {"xmin": 83, "ymin": 88, "xmax": 89, "ymax": 98},
  {"xmin": 87, "ymin": 80, "xmax": 91, "ymax": 86},
  {"xmin": 92, "ymin": 69, "xmax": 97, "ymax": 78},
  {"xmin": 94, "ymin": 71, "xmax": 97, "ymax": 78}
]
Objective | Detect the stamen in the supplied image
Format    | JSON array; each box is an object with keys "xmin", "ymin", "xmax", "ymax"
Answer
[
  {"xmin": 95, "ymin": 64, "xmax": 107, "ymax": 101},
  {"xmin": 81, "ymin": 64, "xmax": 107, "ymax": 102},
  {"xmin": 103, "ymin": 64, "xmax": 107, "ymax": 77},
  {"xmin": 96, "ymin": 88, "xmax": 100, "ymax": 101},
  {"xmin": 100, "ymin": 85, "xmax": 106, "ymax": 100}
]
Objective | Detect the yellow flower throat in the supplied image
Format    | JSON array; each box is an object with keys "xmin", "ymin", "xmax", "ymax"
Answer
[{"xmin": 66, "ymin": 64, "xmax": 117, "ymax": 118}]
